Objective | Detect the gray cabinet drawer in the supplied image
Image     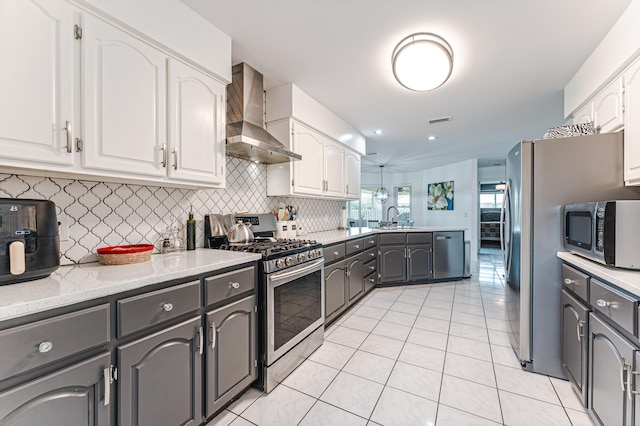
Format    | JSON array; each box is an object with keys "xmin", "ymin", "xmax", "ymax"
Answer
[
  {"xmin": 325, "ymin": 242, "xmax": 346, "ymax": 264},
  {"xmin": 562, "ymin": 264, "xmax": 589, "ymax": 302},
  {"xmin": 379, "ymin": 233, "xmax": 405, "ymax": 245},
  {"xmin": 407, "ymin": 232, "xmax": 432, "ymax": 245},
  {"xmin": 363, "ymin": 247, "xmax": 377, "ymax": 263},
  {"xmin": 589, "ymin": 278, "xmax": 638, "ymax": 333},
  {"xmin": 205, "ymin": 266, "xmax": 255, "ymax": 307},
  {"xmin": 365, "ymin": 259, "xmax": 377, "ymax": 276},
  {"xmin": 0, "ymin": 304, "xmax": 109, "ymax": 379},
  {"xmin": 363, "ymin": 235, "xmax": 377, "ymax": 249},
  {"xmin": 345, "ymin": 238, "xmax": 365, "ymax": 256},
  {"xmin": 118, "ymin": 280, "xmax": 201, "ymax": 338}
]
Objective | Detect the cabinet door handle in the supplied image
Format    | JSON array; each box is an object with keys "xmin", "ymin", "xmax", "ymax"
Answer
[
  {"xmin": 103, "ymin": 367, "xmax": 111, "ymax": 406},
  {"xmin": 368, "ymin": 278, "xmax": 375, "ymax": 283},
  {"xmin": 197, "ymin": 326, "xmax": 203, "ymax": 356},
  {"xmin": 160, "ymin": 144, "xmax": 167, "ymax": 167},
  {"xmin": 65, "ymin": 121, "xmax": 72, "ymax": 153},
  {"xmin": 210, "ymin": 322, "xmax": 216, "ymax": 349},
  {"xmin": 576, "ymin": 320, "xmax": 585, "ymax": 342},
  {"xmin": 173, "ymin": 147, "xmax": 178, "ymax": 170},
  {"xmin": 621, "ymin": 358, "xmax": 627, "ymax": 392}
]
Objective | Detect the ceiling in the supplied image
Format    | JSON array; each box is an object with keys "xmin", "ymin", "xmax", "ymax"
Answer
[{"xmin": 182, "ymin": 0, "xmax": 633, "ymax": 173}]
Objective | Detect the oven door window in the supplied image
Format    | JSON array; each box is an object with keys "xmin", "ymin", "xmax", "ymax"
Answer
[{"xmin": 273, "ymin": 268, "xmax": 322, "ymax": 352}]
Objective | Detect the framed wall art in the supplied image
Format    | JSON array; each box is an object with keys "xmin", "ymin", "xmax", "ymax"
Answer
[{"xmin": 427, "ymin": 181, "xmax": 454, "ymax": 210}]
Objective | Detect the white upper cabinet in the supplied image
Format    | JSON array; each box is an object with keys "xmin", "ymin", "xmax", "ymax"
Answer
[
  {"xmin": 266, "ymin": 119, "xmax": 356, "ymax": 200},
  {"xmin": 624, "ymin": 59, "xmax": 640, "ymax": 186},
  {"xmin": 0, "ymin": 0, "xmax": 75, "ymax": 167},
  {"xmin": 323, "ymin": 138, "xmax": 345, "ymax": 198},
  {"xmin": 0, "ymin": 3, "xmax": 229, "ymax": 189},
  {"xmin": 82, "ymin": 14, "xmax": 166, "ymax": 178},
  {"xmin": 345, "ymin": 149, "xmax": 361, "ymax": 200},
  {"xmin": 167, "ymin": 58, "xmax": 225, "ymax": 187},
  {"xmin": 593, "ymin": 76, "xmax": 624, "ymax": 133},
  {"xmin": 572, "ymin": 103, "xmax": 593, "ymax": 125},
  {"xmin": 291, "ymin": 122, "xmax": 324, "ymax": 196}
]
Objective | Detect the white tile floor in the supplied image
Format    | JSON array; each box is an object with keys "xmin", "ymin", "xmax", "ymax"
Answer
[{"xmin": 207, "ymin": 248, "xmax": 595, "ymax": 426}]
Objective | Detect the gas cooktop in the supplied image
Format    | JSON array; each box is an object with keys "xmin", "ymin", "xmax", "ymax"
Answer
[{"xmin": 218, "ymin": 238, "xmax": 321, "ymax": 259}]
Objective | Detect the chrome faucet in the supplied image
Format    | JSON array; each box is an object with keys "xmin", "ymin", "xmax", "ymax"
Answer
[{"xmin": 386, "ymin": 206, "xmax": 399, "ymax": 228}]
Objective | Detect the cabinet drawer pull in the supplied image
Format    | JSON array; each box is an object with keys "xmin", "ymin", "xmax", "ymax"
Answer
[
  {"xmin": 564, "ymin": 278, "xmax": 575, "ymax": 285},
  {"xmin": 368, "ymin": 240, "xmax": 375, "ymax": 244},
  {"xmin": 333, "ymin": 251, "xmax": 340, "ymax": 256},
  {"xmin": 210, "ymin": 322, "xmax": 216, "ymax": 349},
  {"xmin": 596, "ymin": 299, "xmax": 619, "ymax": 309},
  {"xmin": 369, "ymin": 266, "xmax": 375, "ymax": 271},
  {"xmin": 38, "ymin": 341, "xmax": 53, "ymax": 353},
  {"xmin": 162, "ymin": 303, "xmax": 174, "ymax": 312},
  {"xmin": 353, "ymin": 244, "xmax": 360, "ymax": 249},
  {"xmin": 369, "ymin": 253, "xmax": 375, "ymax": 258},
  {"xmin": 230, "ymin": 282, "xmax": 240, "ymax": 290},
  {"xmin": 368, "ymin": 278, "xmax": 375, "ymax": 283}
]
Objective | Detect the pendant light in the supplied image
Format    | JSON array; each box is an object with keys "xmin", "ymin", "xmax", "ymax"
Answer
[{"xmin": 374, "ymin": 165, "xmax": 389, "ymax": 204}]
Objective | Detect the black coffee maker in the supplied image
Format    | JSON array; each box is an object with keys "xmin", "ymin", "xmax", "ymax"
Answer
[{"xmin": 0, "ymin": 199, "xmax": 60, "ymax": 285}]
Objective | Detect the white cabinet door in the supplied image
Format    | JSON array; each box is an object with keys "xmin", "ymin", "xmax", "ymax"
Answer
[
  {"xmin": 345, "ymin": 149, "xmax": 361, "ymax": 199},
  {"xmin": 324, "ymin": 138, "xmax": 345, "ymax": 198},
  {"xmin": 167, "ymin": 59, "xmax": 225, "ymax": 186},
  {"xmin": 82, "ymin": 14, "xmax": 166, "ymax": 178},
  {"xmin": 292, "ymin": 122, "xmax": 324, "ymax": 196},
  {"xmin": 624, "ymin": 59, "xmax": 640, "ymax": 186},
  {"xmin": 573, "ymin": 103, "xmax": 593, "ymax": 125},
  {"xmin": 593, "ymin": 76, "xmax": 624, "ymax": 133},
  {"xmin": 0, "ymin": 0, "xmax": 74, "ymax": 166}
]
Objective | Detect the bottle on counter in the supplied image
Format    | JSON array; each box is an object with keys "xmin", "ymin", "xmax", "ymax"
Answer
[
  {"xmin": 340, "ymin": 206, "xmax": 348, "ymax": 229},
  {"xmin": 186, "ymin": 206, "xmax": 196, "ymax": 250}
]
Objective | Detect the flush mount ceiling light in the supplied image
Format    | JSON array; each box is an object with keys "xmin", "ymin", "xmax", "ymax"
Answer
[
  {"xmin": 374, "ymin": 165, "xmax": 389, "ymax": 204},
  {"xmin": 374, "ymin": 129, "xmax": 384, "ymax": 135},
  {"xmin": 392, "ymin": 32, "xmax": 454, "ymax": 92}
]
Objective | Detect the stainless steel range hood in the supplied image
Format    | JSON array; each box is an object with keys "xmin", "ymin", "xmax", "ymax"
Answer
[{"xmin": 226, "ymin": 63, "xmax": 301, "ymax": 163}]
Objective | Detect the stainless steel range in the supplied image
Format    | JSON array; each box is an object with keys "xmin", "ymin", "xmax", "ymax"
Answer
[{"xmin": 206, "ymin": 213, "xmax": 324, "ymax": 393}]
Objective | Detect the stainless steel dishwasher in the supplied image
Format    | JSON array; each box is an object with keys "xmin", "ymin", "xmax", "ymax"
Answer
[{"xmin": 433, "ymin": 231, "xmax": 464, "ymax": 279}]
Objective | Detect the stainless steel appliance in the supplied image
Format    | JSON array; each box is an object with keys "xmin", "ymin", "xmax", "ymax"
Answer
[
  {"xmin": 226, "ymin": 63, "xmax": 302, "ymax": 164},
  {"xmin": 433, "ymin": 231, "xmax": 464, "ymax": 279},
  {"xmin": 563, "ymin": 200, "xmax": 640, "ymax": 269},
  {"xmin": 209, "ymin": 213, "xmax": 324, "ymax": 392},
  {"xmin": 0, "ymin": 198, "xmax": 60, "ymax": 285},
  {"xmin": 502, "ymin": 132, "xmax": 640, "ymax": 378}
]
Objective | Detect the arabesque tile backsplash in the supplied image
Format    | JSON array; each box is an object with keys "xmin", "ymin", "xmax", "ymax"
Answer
[{"xmin": 0, "ymin": 157, "xmax": 344, "ymax": 265}]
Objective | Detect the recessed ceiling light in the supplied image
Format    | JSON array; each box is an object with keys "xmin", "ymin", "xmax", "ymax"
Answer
[
  {"xmin": 374, "ymin": 129, "xmax": 384, "ymax": 135},
  {"xmin": 427, "ymin": 135, "xmax": 438, "ymax": 141}
]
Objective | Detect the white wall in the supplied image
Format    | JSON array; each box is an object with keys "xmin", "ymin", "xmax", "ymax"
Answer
[
  {"xmin": 362, "ymin": 159, "xmax": 479, "ymax": 264},
  {"xmin": 478, "ymin": 165, "xmax": 505, "ymax": 182},
  {"xmin": 423, "ymin": 159, "xmax": 479, "ymax": 265}
]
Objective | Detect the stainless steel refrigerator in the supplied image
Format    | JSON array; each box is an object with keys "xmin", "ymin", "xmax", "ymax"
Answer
[{"xmin": 503, "ymin": 132, "xmax": 640, "ymax": 378}]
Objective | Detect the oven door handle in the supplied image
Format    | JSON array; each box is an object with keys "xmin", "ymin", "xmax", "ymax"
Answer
[{"xmin": 269, "ymin": 259, "xmax": 324, "ymax": 283}]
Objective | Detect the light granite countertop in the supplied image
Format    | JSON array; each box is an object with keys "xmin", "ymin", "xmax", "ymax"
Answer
[
  {"xmin": 0, "ymin": 249, "xmax": 261, "ymax": 322},
  {"xmin": 304, "ymin": 227, "xmax": 467, "ymax": 245},
  {"xmin": 557, "ymin": 251, "xmax": 640, "ymax": 297}
]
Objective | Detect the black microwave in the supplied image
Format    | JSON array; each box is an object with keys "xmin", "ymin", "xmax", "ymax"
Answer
[{"xmin": 564, "ymin": 200, "xmax": 640, "ymax": 270}]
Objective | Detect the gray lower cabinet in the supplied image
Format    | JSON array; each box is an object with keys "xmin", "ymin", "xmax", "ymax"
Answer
[
  {"xmin": 0, "ymin": 352, "xmax": 111, "ymax": 425},
  {"xmin": 206, "ymin": 295, "xmax": 256, "ymax": 417},
  {"xmin": 407, "ymin": 244, "xmax": 432, "ymax": 281},
  {"xmin": 346, "ymin": 254, "xmax": 364, "ymax": 301},
  {"xmin": 562, "ymin": 288, "xmax": 589, "ymax": 406},
  {"xmin": 118, "ymin": 316, "xmax": 203, "ymax": 426},
  {"xmin": 589, "ymin": 312, "xmax": 636, "ymax": 426},
  {"xmin": 379, "ymin": 245, "xmax": 406, "ymax": 283},
  {"xmin": 325, "ymin": 260, "xmax": 347, "ymax": 322}
]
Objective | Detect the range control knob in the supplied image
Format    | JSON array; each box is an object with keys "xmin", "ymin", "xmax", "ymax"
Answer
[
  {"xmin": 297, "ymin": 253, "xmax": 306, "ymax": 262},
  {"xmin": 275, "ymin": 259, "xmax": 285, "ymax": 269},
  {"xmin": 314, "ymin": 250, "xmax": 322, "ymax": 258},
  {"xmin": 285, "ymin": 257, "xmax": 293, "ymax": 266}
]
